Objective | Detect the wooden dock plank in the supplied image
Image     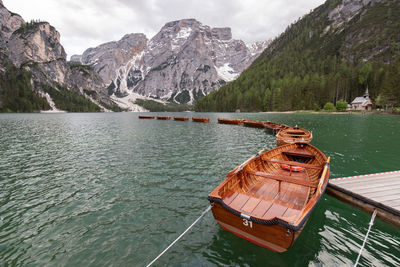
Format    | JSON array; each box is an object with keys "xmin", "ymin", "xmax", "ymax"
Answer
[
  {"xmin": 373, "ymin": 193, "xmax": 400, "ymax": 203},
  {"xmin": 327, "ymin": 171, "xmax": 400, "ymax": 227},
  {"xmin": 352, "ymin": 183, "xmax": 400, "ymax": 194},
  {"xmin": 336, "ymin": 178, "xmax": 400, "ymax": 189},
  {"xmin": 331, "ymin": 176, "xmax": 399, "ymax": 187},
  {"xmin": 363, "ymin": 189, "xmax": 400, "ymax": 199}
]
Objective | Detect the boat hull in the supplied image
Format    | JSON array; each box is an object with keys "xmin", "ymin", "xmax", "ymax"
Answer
[
  {"xmin": 218, "ymin": 118, "xmax": 243, "ymax": 125},
  {"xmin": 210, "ymin": 202, "xmax": 298, "ymax": 252},
  {"xmin": 243, "ymin": 120, "xmax": 265, "ymax": 128},
  {"xmin": 174, "ymin": 117, "xmax": 189, "ymax": 121},
  {"xmin": 156, "ymin": 116, "xmax": 171, "ymax": 120},
  {"xmin": 192, "ymin": 117, "xmax": 210, "ymax": 123},
  {"xmin": 208, "ymin": 143, "xmax": 330, "ymax": 252},
  {"xmin": 138, "ymin": 116, "xmax": 155, "ymax": 119}
]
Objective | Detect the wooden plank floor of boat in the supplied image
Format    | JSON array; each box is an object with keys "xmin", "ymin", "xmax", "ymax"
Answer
[{"xmin": 222, "ymin": 170, "xmax": 310, "ymax": 223}]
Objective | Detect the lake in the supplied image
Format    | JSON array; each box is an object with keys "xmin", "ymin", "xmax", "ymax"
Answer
[{"xmin": 0, "ymin": 112, "xmax": 399, "ymax": 266}]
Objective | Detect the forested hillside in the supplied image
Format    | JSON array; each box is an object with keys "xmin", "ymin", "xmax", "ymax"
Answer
[{"xmin": 195, "ymin": 0, "xmax": 400, "ymax": 112}]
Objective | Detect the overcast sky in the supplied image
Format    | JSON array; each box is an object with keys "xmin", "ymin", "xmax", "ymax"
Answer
[{"xmin": 3, "ymin": 0, "xmax": 325, "ymax": 58}]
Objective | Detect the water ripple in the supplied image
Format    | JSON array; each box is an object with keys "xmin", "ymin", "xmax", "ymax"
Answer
[{"xmin": 0, "ymin": 113, "xmax": 399, "ymax": 266}]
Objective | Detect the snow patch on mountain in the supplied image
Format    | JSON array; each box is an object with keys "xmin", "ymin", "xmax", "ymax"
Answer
[
  {"xmin": 216, "ymin": 63, "xmax": 238, "ymax": 81},
  {"xmin": 110, "ymin": 92, "xmax": 148, "ymax": 112}
]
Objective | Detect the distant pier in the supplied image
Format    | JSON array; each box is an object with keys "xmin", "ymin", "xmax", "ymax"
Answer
[{"xmin": 327, "ymin": 171, "xmax": 400, "ymax": 227}]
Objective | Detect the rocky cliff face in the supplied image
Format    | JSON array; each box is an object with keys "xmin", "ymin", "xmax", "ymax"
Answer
[
  {"xmin": 79, "ymin": 33, "xmax": 148, "ymax": 85},
  {"xmin": 0, "ymin": 0, "xmax": 23, "ymax": 56},
  {"xmin": 0, "ymin": 2, "xmax": 113, "ymax": 111},
  {"xmin": 79, "ymin": 19, "xmax": 269, "ymax": 106},
  {"xmin": 8, "ymin": 22, "xmax": 69, "ymax": 85}
]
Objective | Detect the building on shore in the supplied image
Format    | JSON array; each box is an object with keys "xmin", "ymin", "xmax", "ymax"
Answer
[{"xmin": 350, "ymin": 87, "xmax": 373, "ymax": 111}]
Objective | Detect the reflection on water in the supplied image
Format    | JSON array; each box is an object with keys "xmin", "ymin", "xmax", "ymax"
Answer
[{"xmin": 0, "ymin": 113, "xmax": 399, "ymax": 266}]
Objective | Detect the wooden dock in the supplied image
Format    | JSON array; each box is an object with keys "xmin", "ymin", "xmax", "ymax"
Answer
[{"xmin": 327, "ymin": 171, "xmax": 400, "ymax": 227}]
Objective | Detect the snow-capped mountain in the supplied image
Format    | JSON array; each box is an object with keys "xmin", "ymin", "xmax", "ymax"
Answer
[{"xmin": 77, "ymin": 19, "xmax": 269, "ymax": 106}]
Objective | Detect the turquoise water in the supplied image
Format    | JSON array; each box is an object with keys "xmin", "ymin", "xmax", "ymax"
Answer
[{"xmin": 0, "ymin": 112, "xmax": 399, "ymax": 266}]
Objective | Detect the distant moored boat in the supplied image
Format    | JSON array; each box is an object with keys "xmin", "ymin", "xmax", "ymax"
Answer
[
  {"xmin": 156, "ymin": 116, "xmax": 171, "ymax": 120},
  {"xmin": 264, "ymin": 121, "xmax": 290, "ymax": 135},
  {"xmin": 276, "ymin": 126, "xmax": 313, "ymax": 146},
  {"xmin": 218, "ymin": 118, "xmax": 244, "ymax": 125},
  {"xmin": 192, "ymin": 117, "xmax": 210, "ymax": 123},
  {"xmin": 139, "ymin": 115, "xmax": 155, "ymax": 119},
  {"xmin": 174, "ymin": 116, "xmax": 189, "ymax": 121},
  {"xmin": 243, "ymin": 120, "xmax": 265, "ymax": 128}
]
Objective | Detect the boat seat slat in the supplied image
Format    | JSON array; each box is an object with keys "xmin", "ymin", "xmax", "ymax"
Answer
[
  {"xmin": 222, "ymin": 190, "xmax": 238, "ymax": 205},
  {"xmin": 262, "ymin": 203, "xmax": 288, "ymax": 220},
  {"xmin": 241, "ymin": 197, "xmax": 262, "ymax": 213},
  {"xmin": 248, "ymin": 171, "xmax": 316, "ymax": 188},
  {"xmin": 265, "ymin": 159, "xmax": 322, "ymax": 170},
  {"xmin": 251, "ymin": 199, "xmax": 274, "ymax": 218},
  {"xmin": 229, "ymin": 193, "xmax": 250, "ymax": 210}
]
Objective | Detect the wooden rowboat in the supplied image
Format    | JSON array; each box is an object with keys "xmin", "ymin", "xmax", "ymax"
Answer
[
  {"xmin": 243, "ymin": 120, "xmax": 266, "ymax": 128},
  {"xmin": 156, "ymin": 116, "xmax": 171, "ymax": 120},
  {"xmin": 138, "ymin": 116, "xmax": 155, "ymax": 119},
  {"xmin": 264, "ymin": 121, "xmax": 290, "ymax": 135},
  {"xmin": 208, "ymin": 143, "xmax": 330, "ymax": 252},
  {"xmin": 218, "ymin": 118, "xmax": 244, "ymax": 125},
  {"xmin": 174, "ymin": 116, "xmax": 189, "ymax": 121},
  {"xmin": 192, "ymin": 117, "xmax": 210, "ymax": 123},
  {"xmin": 276, "ymin": 126, "xmax": 313, "ymax": 146}
]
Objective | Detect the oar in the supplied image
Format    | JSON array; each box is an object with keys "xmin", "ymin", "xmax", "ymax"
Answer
[{"xmin": 318, "ymin": 157, "xmax": 330, "ymax": 194}]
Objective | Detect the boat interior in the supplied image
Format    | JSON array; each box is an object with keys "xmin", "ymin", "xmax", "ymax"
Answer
[{"xmin": 217, "ymin": 144, "xmax": 326, "ymax": 224}]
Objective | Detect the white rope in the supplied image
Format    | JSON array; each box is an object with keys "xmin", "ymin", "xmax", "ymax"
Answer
[
  {"xmin": 354, "ymin": 209, "xmax": 377, "ymax": 267},
  {"xmin": 146, "ymin": 205, "xmax": 211, "ymax": 267}
]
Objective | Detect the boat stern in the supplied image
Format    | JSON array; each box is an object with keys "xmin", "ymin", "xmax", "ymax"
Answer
[{"xmin": 209, "ymin": 202, "xmax": 296, "ymax": 252}]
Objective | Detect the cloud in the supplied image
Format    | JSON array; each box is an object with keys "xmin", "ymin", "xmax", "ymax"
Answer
[{"xmin": 3, "ymin": 0, "xmax": 325, "ymax": 58}]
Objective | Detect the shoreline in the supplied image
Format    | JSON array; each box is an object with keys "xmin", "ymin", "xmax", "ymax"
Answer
[{"xmin": 258, "ymin": 110, "xmax": 398, "ymax": 115}]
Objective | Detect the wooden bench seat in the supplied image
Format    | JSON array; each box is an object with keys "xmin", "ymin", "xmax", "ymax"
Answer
[
  {"xmin": 248, "ymin": 171, "xmax": 316, "ymax": 188},
  {"xmin": 265, "ymin": 159, "xmax": 322, "ymax": 170},
  {"xmin": 283, "ymin": 148, "xmax": 315, "ymax": 158}
]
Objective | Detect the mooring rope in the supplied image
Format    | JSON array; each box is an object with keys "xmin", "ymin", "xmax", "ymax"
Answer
[
  {"xmin": 146, "ymin": 205, "xmax": 211, "ymax": 267},
  {"xmin": 354, "ymin": 209, "xmax": 377, "ymax": 267}
]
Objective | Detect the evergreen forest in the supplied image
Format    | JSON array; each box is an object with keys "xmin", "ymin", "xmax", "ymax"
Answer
[{"xmin": 195, "ymin": 0, "xmax": 400, "ymax": 112}]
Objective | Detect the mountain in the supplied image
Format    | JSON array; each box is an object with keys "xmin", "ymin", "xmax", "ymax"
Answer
[
  {"xmin": 78, "ymin": 33, "xmax": 148, "ymax": 85},
  {"xmin": 77, "ymin": 19, "xmax": 269, "ymax": 109},
  {"xmin": 195, "ymin": 0, "xmax": 400, "ymax": 112},
  {"xmin": 0, "ymin": 1, "xmax": 119, "ymax": 112}
]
